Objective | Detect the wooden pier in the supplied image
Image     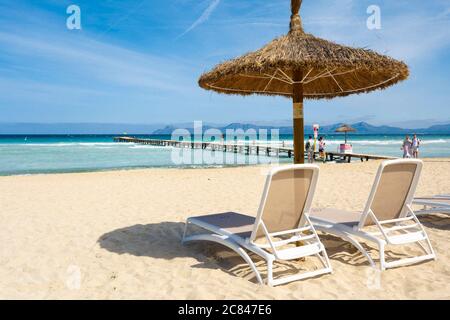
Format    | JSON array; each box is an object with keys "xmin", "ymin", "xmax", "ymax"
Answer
[{"xmin": 113, "ymin": 136, "xmax": 396, "ymax": 162}]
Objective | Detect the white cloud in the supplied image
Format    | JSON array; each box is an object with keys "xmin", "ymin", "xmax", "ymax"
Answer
[
  {"xmin": 177, "ymin": 0, "xmax": 221, "ymax": 38},
  {"xmin": 0, "ymin": 31, "xmax": 194, "ymax": 94}
]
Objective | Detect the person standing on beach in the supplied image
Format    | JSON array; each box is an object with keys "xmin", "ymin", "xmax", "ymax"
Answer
[
  {"xmin": 412, "ymin": 134, "xmax": 421, "ymax": 158},
  {"xmin": 306, "ymin": 136, "xmax": 315, "ymax": 163},
  {"xmin": 402, "ymin": 135, "xmax": 412, "ymax": 158},
  {"xmin": 318, "ymin": 136, "xmax": 326, "ymax": 162}
]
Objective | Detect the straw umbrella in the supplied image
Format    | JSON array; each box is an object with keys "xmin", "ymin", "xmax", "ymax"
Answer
[
  {"xmin": 335, "ymin": 124, "xmax": 356, "ymax": 144},
  {"xmin": 199, "ymin": 0, "xmax": 409, "ymax": 163}
]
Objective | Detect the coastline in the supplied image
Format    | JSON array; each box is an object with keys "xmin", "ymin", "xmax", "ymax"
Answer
[
  {"xmin": 1, "ymin": 157, "xmax": 449, "ymax": 177},
  {"xmin": 1, "ymin": 160, "xmax": 449, "ymax": 299},
  {"xmin": 1, "ymin": 134, "xmax": 450, "ymax": 176}
]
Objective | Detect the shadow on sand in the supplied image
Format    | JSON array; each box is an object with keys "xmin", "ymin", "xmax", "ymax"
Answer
[
  {"xmin": 98, "ymin": 217, "xmax": 437, "ymax": 282},
  {"xmin": 97, "ymin": 221, "xmax": 263, "ymax": 282},
  {"xmin": 317, "ymin": 234, "xmax": 426, "ymax": 268},
  {"xmin": 98, "ymin": 220, "xmax": 333, "ymax": 283},
  {"xmin": 418, "ymin": 214, "xmax": 450, "ymax": 231}
]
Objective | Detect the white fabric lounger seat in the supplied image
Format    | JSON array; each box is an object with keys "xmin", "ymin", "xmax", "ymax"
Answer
[
  {"xmin": 310, "ymin": 159, "xmax": 436, "ymax": 271},
  {"xmin": 311, "ymin": 208, "xmax": 362, "ymax": 227},
  {"xmin": 187, "ymin": 212, "xmax": 325, "ymax": 260},
  {"xmin": 182, "ymin": 165, "xmax": 332, "ymax": 286},
  {"xmin": 186, "ymin": 212, "xmax": 255, "ymax": 240}
]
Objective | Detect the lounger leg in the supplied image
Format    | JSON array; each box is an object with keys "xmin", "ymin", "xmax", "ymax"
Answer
[
  {"xmin": 183, "ymin": 233, "xmax": 264, "ymax": 285},
  {"xmin": 379, "ymin": 242, "xmax": 386, "ymax": 271},
  {"xmin": 417, "ymin": 240, "xmax": 428, "ymax": 255},
  {"xmin": 315, "ymin": 252, "xmax": 325, "ymax": 266},
  {"xmin": 412, "ymin": 214, "xmax": 437, "ymax": 260},
  {"xmin": 414, "ymin": 236, "xmax": 434, "ymax": 257},
  {"xmin": 181, "ymin": 221, "xmax": 190, "ymax": 244},
  {"xmin": 266, "ymin": 259, "xmax": 274, "ymax": 286},
  {"xmin": 344, "ymin": 235, "xmax": 377, "ymax": 269},
  {"xmin": 417, "ymin": 221, "xmax": 436, "ymax": 258},
  {"xmin": 319, "ymin": 247, "xmax": 333, "ymax": 272},
  {"xmin": 312, "ymin": 243, "xmax": 332, "ymax": 271},
  {"xmin": 422, "ymin": 237, "xmax": 436, "ymax": 259}
]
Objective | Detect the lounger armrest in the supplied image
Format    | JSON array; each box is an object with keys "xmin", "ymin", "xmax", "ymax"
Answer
[
  {"xmin": 377, "ymin": 215, "xmax": 415, "ymax": 225},
  {"xmin": 275, "ymin": 243, "xmax": 323, "ymax": 260},
  {"xmin": 269, "ymin": 226, "xmax": 312, "ymax": 237},
  {"xmin": 271, "ymin": 234, "xmax": 316, "ymax": 247}
]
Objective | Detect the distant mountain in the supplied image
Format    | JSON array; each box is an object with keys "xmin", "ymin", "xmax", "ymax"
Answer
[
  {"xmin": 419, "ymin": 123, "xmax": 450, "ymax": 134},
  {"xmin": 153, "ymin": 121, "xmax": 450, "ymax": 135},
  {"xmin": 1, "ymin": 121, "xmax": 449, "ymax": 135},
  {"xmin": 152, "ymin": 125, "xmax": 183, "ymax": 134},
  {"xmin": 323, "ymin": 122, "xmax": 450, "ymax": 134}
]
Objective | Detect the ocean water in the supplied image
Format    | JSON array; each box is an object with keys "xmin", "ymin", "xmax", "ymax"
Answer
[{"xmin": 0, "ymin": 134, "xmax": 449, "ymax": 175}]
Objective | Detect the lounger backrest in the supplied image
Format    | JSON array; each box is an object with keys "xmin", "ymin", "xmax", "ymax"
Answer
[
  {"xmin": 361, "ymin": 159, "xmax": 422, "ymax": 227},
  {"xmin": 251, "ymin": 165, "xmax": 319, "ymax": 240}
]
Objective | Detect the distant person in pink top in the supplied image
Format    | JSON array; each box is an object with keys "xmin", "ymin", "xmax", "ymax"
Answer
[{"xmin": 401, "ymin": 135, "xmax": 412, "ymax": 158}]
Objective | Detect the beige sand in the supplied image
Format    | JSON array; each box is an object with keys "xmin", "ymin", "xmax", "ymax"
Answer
[{"xmin": 0, "ymin": 159, "xmax": 449, "ymax": 299}]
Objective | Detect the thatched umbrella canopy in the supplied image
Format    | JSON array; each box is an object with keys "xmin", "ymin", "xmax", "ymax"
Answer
[
  {"xmin": 199, "ymin": 0, "xmax": 409, "ymax": 163},
  {"xmin": 335, "ymin": 124, "xmax": 357, "ymax": 143}
]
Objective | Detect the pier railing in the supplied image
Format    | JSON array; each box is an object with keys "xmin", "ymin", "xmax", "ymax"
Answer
[{"xmin": 113, "ymin": 136, "xmax": 396, "ymax": 162}]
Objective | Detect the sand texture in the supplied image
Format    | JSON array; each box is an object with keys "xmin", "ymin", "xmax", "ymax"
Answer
[{"xmin": 0, "ymin": 159, "xmax": 449, "ymax": 299}]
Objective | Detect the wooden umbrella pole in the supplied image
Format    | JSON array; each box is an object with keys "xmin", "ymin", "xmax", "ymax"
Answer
[{"xmin": 293, "ymin": 69, "xmax": 304, "ymax": 164}]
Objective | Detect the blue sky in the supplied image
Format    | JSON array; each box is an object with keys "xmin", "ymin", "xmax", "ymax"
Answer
[{"xmin": 0, "ymin": 0, "xmax": 449, "ymax": 127}]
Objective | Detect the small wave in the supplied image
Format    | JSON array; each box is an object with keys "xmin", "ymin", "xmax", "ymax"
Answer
[{"xmin": 0, "ymin": 142, "xmax": 119, "ymax": 147}]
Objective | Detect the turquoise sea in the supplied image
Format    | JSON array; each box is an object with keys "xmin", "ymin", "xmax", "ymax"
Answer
[{"xmin": 0, "ymin": 134, "xmax": 449, "ymax": 175}]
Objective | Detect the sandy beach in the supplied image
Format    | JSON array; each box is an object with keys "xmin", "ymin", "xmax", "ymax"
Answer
[{"xmin": 0, "ymin": 159, "xmax": 449, "ymax": 299}]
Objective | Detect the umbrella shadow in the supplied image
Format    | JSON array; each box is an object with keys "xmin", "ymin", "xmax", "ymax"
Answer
[
  {"xmin": 319, "ymin": 235, "xmax": 378, "ymax": 267},
  {"xmin": 98, "ymin": 222, "xmax": 186, "ymax": 259},
  {"xmin": 98, "ymin": 220, "xmax": 329, "ymax": 283},
  {"xmin": 418, "ymin": 215, "xmax": 450, "ymax": 231},
  {"xmin": 97, "ymin": 221, "xmax": 264, "ymax": 283}
]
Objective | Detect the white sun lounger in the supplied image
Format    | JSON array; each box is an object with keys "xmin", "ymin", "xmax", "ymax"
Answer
[
  {"xmin": 310, "ymin": 159, "xmax": 436, "ymax": 270},
  {"xmin": 416, "ymin": 194, "xmax": 450, "ymax": 200},
  {"xmin": 182, "ymin": 164, "xmax": 332, "ymax": 286},
  {"xmin": 413, "ymin": 195, "xmax": 450, "ymax": 215}
]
